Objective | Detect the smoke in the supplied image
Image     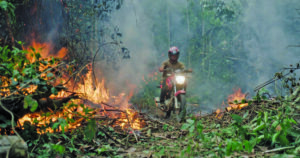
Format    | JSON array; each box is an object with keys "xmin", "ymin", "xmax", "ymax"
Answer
[
  {"xmin": 242, "ymin": 0, "xmax": 300, "ymax": 92},
  {"xmin": 19, "ymin": 0, "xmax": 299, "ymax": 112},
  {"xmin": 103, "ymin": 0, "xmax": 159, "ymax": 95},
  {"xmin": 102, "ymin": 0, "xmax": 193, "ymax": 100},
  {"xmin": 106, "ymin": 0, "xmax": 300, "ymax": 113}
]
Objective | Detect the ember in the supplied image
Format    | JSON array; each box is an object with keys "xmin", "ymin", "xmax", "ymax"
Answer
[{"xmin": 114, "ymin": 109, "xmax": 145, "ymax": 130}]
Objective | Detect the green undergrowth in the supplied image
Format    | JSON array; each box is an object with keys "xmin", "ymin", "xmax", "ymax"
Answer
[
  {"xmin": 2, "ymin": 45, "xmax": 300, "ymax": 157},
  {"xmin": 140, "ymin": 90, "xmax": 300, "ymax": 157}
]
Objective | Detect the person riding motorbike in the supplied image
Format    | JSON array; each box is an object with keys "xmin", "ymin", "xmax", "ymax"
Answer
[{"xmin": 159, "ymin": 46, "xmax": 185, "ymax": 109}]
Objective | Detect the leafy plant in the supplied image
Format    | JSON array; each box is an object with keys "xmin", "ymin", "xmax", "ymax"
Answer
[
  {"xmin": 0, "ymin": 0, "xmax": 15, "ymax": 21},
  {"xmin": 181, "ymin": 118, "xmax": 195, "ymax": 133}
]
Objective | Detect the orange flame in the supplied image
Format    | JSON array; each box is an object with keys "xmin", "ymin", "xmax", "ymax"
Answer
[
  {"xmin": 23, "ymin": 40, "xmax": 67, "ymax": 62},
  {"xmin": 114, "ymin": 109, "xmax": 145, "ymax": 130},
  {"xmin": 18, "ymin": 105, "xmax": 84, "ymax": 134},
  {"xmin": 17, "ymin": 39, "xmax": 144, "ymax": 132},
  {"xmin": 226, "ymin": 88, "xmax": 248, "ymax": 111},
  {"xmin": 215, "ymin": 88, "xmax": 248, "ymax": 118}
]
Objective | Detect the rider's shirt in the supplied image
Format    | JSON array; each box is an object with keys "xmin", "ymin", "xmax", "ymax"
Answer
[{"xmin": 160, "ymin": 60, "xmax": 185, "ymax": 78}]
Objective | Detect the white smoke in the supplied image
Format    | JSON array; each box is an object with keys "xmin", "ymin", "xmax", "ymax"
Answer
[
  {"xmin": 242, "ymin": 0, "xmax": 300, "ymax": 92},
  {"xmin": 100, "ymin": 0, "xmax": 300, "ymax": 112}
]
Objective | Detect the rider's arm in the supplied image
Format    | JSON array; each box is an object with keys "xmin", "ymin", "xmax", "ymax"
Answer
[
  {"xmin": 179, "ymin": 62, "xmax": 185, "ymax": 70},
  {"xmin": 159, "ymin": 67, "xmax": 164, "ymax": 72},
  {"xmin": 159, "ymin": 61, "xmax": 168, "ymax": 72}
]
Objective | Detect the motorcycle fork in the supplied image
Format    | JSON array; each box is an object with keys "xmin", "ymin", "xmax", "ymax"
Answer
[{"xmin": 173, "ymin": 81, "xmax": 179, "ymax": 109}]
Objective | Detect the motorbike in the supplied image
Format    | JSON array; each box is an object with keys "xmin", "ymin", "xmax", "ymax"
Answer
[{"xmin": 155, "ymin": 68, "xmax": 192, "ymax": 122}]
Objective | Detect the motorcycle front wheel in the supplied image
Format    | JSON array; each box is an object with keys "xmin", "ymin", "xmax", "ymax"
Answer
[{"xmin": 165, "ymin": 101, "xmax": 173, "ymax": 119}]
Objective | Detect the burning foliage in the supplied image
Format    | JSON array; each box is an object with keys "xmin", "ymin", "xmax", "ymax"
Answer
[
  {"xmin": 0, "ymin": 40, "xmax": 146, "ymax": 135},
  {"xmin": 216, "ymin": 88, "xmax": 248, "ymax": 119}
]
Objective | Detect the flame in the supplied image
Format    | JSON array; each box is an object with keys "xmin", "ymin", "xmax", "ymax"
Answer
[
  {"xmin": 226, "ymin": 88, "xmax": 248, "ymax": 111},
  {"xmin": 215, "ymin": 88, "xmax": 248, "ymax": 118},
  {"xmin": 23, "ymin": 40, "xmax": 67, "ymax": 62},
  {"xmin": 104, "ymin": 87, "xmax": 144, "ymax": 130},
  {"xmin": 114, "ymin": 109, "xmax": 145, "ymax": 130},
  {"xmin": 215, "ymin": 109, "xmax": 223, "ymax": 119},
  {"xmin": 18, "ymin": 104, "xmax": 84, "ymax": 134},
  {"xmin": 76, "ymin": 71, "xmax": 109, "ymax": 104},
  {"xmin": 0, "ymin": 74, "xmax": 38, "ymax": 97},
  {"xmin": 17, "ymin": 39, "xmax": 145, "ymax": 132},
  {"xmin": 18, "ymin": 69, "xmax": 110, "ymax": 133}
]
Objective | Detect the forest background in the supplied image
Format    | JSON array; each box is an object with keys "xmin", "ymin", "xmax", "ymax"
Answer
[{"xmin": 1, "ymin": 0, "xmax": 300, "ymax": 157}]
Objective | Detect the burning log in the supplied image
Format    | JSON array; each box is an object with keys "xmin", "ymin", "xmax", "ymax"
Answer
[
  {"xmin": 37, "ymin": 94, "xmax": 79, "ymax": 111},
  {"xmin": 32, "ymin": 84, "xmax": 67, "ymax": 100}
]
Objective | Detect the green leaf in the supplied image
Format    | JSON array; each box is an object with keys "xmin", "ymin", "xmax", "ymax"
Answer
[
  {"xmin": 52, "ymin": 144, "xmax": 65, "ymax": 154},
  {"xmin": 51, "ymin": 87, "xmax": 58, "ymax": 95},
  {"xmin": 253, "ymin": 123, "xmax": 265, "ymax": 133},
  {"xmin": 32, "ymin": 78, "xmax": 40, "ymax": 84},
  {"xmin": 271, "ymin": 121, "xmax": 279, "ymax": 130},
  {"xmin": 52, "ymin": 122, "xmax": 60, "ymax": 129},
  {"xmin": 30, "ymin": 100, "xmax": 38, "ymax": 112},
  {"xmin": 47, "ymin": 72, "xmax": 54, "ymax": 78},
  {"xmin": 181, "ymin": 123, "xmax": 190, "ymax": 130},
  {"xmin": 96, "ymin": 145, "xmax": 112, "ymax": 154},
  {"xmin": 289, "ymin": 118, "xmax": 297, "ymax": 124},
  {"xmin": 243, "ymin": 140, "xmax": 251, "ymax": 153},
  {"xmin": 24, "ymin": 95, "xmax": 38, "ymax": 112},
  {"xmin": 85, "ymin": 119, "xmax": 97, "ymax": 141},
  {"xmin": 0, "ymin": 123, "xmax": 8, "ymax": 128},
  {"xmin": 11, "ymin": 78, "xmax": 18, "ymax": 86},
  {"xmin": 243, "ymin": 111, "xmax": 249, "ymax": 119},
  {"xmin": 0, "ymin": 1, "xmax": 8, "ymax": 10},
  {"xmin": 97, "ymin": 147, "xmax": 107, "ymax": 154},
  {"xmin": 226, "ymin": 140, "xmax": 233, "ymax": 156},
  {"xmin": 97, "ymin": 131, "xmax": 105, "ymax": 137},
  {"xmin": 231, "ymin": 114, "xmax": 243, "ymax": 124},
  {"xmin": 58, "ymin": 118, "xmax": 67, "ymax": 133},
  {"xmin": 163, "ymin": 124, "xmax": 168, "ymax": 131},
  {"xmin": 279, "ymin": 134, "xmax": 289, "ymax": 146},
  {"xmin": 272, "ymin": 131, "xmax": 280, "ymax": 145},
  {"xmin": 189, "ymin": 125, "xmax": 195, "ymax": 133},
  {"xmin": 186, "ymin": 119, "xmax": 195, "ymax": 124},
  {"xmin": 12, "ymin": 69, "xmax": 19, "ymax": 77},
  {"xmin": 264, "ymin": 112, "xmax": 268, "ymax": 123}
]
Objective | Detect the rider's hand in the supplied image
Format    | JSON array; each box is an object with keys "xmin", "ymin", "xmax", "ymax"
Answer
[{"xmin": 159, "ymin": 67, "xmax": 164, "ymax": 72}]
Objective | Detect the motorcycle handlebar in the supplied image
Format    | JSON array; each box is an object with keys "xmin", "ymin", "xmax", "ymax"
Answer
[{"xmin": 162, "ymin": 68, "xmax": 193, "ymax": 73}]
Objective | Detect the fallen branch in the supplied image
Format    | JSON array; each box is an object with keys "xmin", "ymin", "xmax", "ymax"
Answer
[
  {"xmin": 124, "ymin": 111, "xmax": 139, "ymax": 142},
  {"xmin": 98, "ymin": 127, "xmax": 125, "ymax": 146},
  {"xmin": 98, "ymin": 109, "xmax": 124, "ymax": 113},
  {"xmin": 101, "ymin": 102, "xmax": 118, "ymax": 108},
  {"xmin": 143, "ymin": 113, "xmax": 176, "ymax": 129},
  {"xmin": 264, "ymin": 146, "xmax": 295, "ymax": 153},
  {"xmin": 0, "ymin": 100, "xmax": 28, "ymax": 158}
]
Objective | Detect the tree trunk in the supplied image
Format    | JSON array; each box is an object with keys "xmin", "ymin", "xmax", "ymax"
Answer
[{"xmin": 4, "ymin": 10, "xmax": 14, "ymax": 47}]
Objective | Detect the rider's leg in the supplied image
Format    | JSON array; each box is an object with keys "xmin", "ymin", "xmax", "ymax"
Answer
[{"xmin": 160, "ymin": 79, "xmax": 167, "ymax": 104}]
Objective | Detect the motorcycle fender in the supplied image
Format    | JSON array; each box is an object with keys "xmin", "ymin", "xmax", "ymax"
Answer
[{"xmin": 175, "ymin": 90, "xmax": 186, "ymax": 97}]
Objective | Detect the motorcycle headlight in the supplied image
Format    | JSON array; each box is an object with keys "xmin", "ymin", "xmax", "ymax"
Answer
[{"xmin": 175, "ymin": 75, "xmax": 185, "ymax": 84}]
